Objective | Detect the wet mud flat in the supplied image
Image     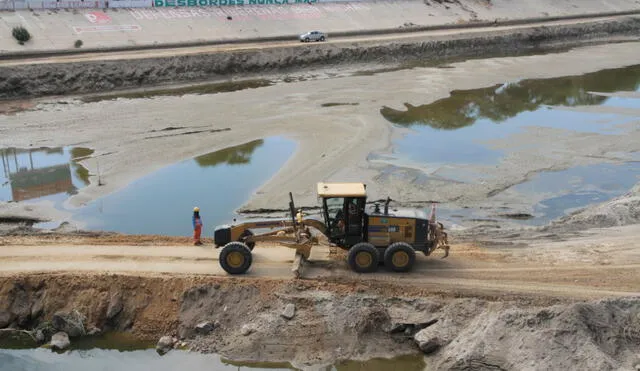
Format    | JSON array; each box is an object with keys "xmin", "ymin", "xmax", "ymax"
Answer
[
  {"xmin": 1, "ymin": 40, "xmax": 640, "ymax": 235},
  {"xmin": 1, "ymin": 17, "xmax": 640, "ymax": 99}
]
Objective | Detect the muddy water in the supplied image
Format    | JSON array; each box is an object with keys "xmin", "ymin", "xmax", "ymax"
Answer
[
  {"xmin": 70, "ymin": 137, "xmax": 296, "ymax": 235},
  {"xmin": 0, "ymin": 348, "xmax": 425, "ymax": 371},
  {"xmin": 379, "ymin": 64, "xmax": 640, "ymax": 224}
]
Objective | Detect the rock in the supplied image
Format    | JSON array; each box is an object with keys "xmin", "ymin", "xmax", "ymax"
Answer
[
  {"xmin": 156, "ymin": 336, "xmax": 175, "ymax": 355},
  {"xmin": 0, "ymin": 310, "xmax": 11, "ymax": 328},
  {"xmin": 281, "ymin": 303, "xmax": 296, "ymax": 320},
  {"xmin": 414, "ymin": 329, "xmax": 443, "ymax": 355},
  {"xmin": 52, "ymin": 311, "xmax": 85, "ymax": 337},
  {"xmin": 35, "ymin": 329, "xmax": 45, "ymax": 343},
  {"xmin": 240, "ymin": 324, "xmax": 254, "ymax": 336},
  {"xmin": 418, "ymin": 336, "xmax": 441, "ymax": 354},
  {"xmin": 106, "ymin": 293, "xmax": 123, "ymax": 320},
  {"xmin": 50, "ymin": 332, "xmax": 70, "ymax": 351},
  {"xmin": 195, "ymin": 321, "xmax": 214, "ymax": 335}
]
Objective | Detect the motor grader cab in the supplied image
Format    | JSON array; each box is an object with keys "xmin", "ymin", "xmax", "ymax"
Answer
[
  {"xmin": 213, "ymin": 182, "xmax": 449, "ymax": 277},
  {"xmin": 317, "ymin": 182, "xmax": 447, "ymax": 273}
]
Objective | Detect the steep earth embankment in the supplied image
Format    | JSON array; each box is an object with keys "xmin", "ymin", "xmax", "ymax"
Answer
[
  {"xmin": 1, "ymin": 16, "xmax": 639, "ymax": 98},
  {"xmin": 0, "ymin": 274, "xmax": 638, "ymax": 369}
]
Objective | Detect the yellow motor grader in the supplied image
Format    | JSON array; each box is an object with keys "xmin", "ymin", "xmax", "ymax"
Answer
[{"xmin": 213, "ymin": 182, "xmax": 449, "ymax": 277}]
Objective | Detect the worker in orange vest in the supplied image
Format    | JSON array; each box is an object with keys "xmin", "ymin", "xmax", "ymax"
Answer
[{"xmin": 192, "ymin": 207, "xmax": 203, "ymax": 246}]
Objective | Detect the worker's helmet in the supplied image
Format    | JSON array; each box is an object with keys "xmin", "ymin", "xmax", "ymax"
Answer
[{"xmin": 193, "ymin": 207, "xmax": 200, "ymax": 212}]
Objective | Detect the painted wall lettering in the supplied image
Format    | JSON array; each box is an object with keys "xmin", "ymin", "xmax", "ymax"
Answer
[{"xmin": 153, "ymin": 0, "xmax": 317, "ymax": 7}]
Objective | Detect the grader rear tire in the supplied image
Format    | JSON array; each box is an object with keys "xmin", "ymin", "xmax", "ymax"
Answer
[
  {"xmin": 384, "ymin": 242, "xmax": 416, "ymax": 272},
  {"xmin": 219, "ymin": 242, "xmax": 252, "ymax": 275},
  {"xmin": 347, "ymin": 242, "xmax": 379, "ymax": 273}
]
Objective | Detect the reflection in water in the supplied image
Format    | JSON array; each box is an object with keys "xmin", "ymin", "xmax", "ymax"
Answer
[
  {"xmin": 195, "ymin": 140, "xmax": 264, "ymax": 167},
  {"xmin": 380, "ymin": 64, "xmax": 640, "ymax": 129},
  {"xmin": 0, "ymin": 147, "xmax": 93, "ymax": 203}
]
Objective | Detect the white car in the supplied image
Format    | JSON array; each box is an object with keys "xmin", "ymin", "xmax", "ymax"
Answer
[{"xmin": 299, "ymin": 31, "xmax": 327, "ymax": 42}]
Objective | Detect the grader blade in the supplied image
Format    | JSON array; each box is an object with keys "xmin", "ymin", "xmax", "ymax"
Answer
[
  {"xmin": 441, "ymin": 245, "xmax": 450, "ymax": 259},
  {"xmin": 292, "ymin": 252, "xmax": 304, "ymax": 279}
]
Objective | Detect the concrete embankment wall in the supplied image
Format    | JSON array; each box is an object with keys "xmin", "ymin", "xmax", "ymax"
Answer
[
  {"xmin": 1, "ymin": 16, "xmax": 640, "ymax": 98},
  {"xmin": 0, "ymin": 0, "xmax": 639, "ymax": 53}
]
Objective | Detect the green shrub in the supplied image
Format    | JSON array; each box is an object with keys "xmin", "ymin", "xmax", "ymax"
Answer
[
  {"xmin": 12, "ymin": 26, "xmax": 31, "ymax": 45},
  {"xmin": 74, "ymin": 39, "xmax": 83, "ymax": 48}
]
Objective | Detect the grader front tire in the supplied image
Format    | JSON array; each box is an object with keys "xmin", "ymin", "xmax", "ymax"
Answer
[
  {"xmin": 347, "ymin": 242, "xmax": 379, "ymax": 273},
  {"xmin": 219, "ymin": 242, "xmax": 252, "ymax": 275},
  {"xmin": 384, "ymin": 242, "xmax": 416, "ymax": 272}
]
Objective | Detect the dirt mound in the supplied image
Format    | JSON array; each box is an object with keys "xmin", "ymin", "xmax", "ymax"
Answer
[
  {"xmin": 549, "ymin": 182, "xmax": 640, "ymax": 231},
  {"xmin": 419, "ymin": 297, "xmax": 640, "ymax": 370}
]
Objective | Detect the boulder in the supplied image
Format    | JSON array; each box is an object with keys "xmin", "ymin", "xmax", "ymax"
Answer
[
  {"xmin": 414, "ymin": 328, "xmax": 443, "ymax": 355},
  {"xmin": 156, "ymin": 336, "xmax": 175, "ymax": 355},
  {"xmin": 106, "ymin": 294, "xmax": 123, "ymax": 320},
  {"xmin": 52, "ymin": 311, "xmax": 85, "ymax": 337},
  {"xmin": 417, "ymin": 335, "xmax": 442, "ymax": 354},
  {"xmin": 281, "ymin": 304, "xmax": 296, "ymax": 320},
  {"xmin": 195, "ymin": 321, "xmax": 214, "ymax": 335},
  {"xmin": 50, "ymin": 332, "xmax": 70, "ymax": 351}
]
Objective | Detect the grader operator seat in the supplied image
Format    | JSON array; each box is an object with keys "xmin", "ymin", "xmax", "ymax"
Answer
[{"xmin": 317, "ymin": 182, "xmax": 367, "ymax": 247}]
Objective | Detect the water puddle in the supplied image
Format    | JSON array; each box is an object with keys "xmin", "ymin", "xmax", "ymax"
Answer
[
  {"xmin": 0, "ymin": 147, "xmax": 93, "ymax": 204},
  {"xmin": 2, "ymin": 138, "xmax": 294, "ymax": 236},
  {"xmin": 512, "ymin": 161, "xmax": 640, "ymax": 225},
  {"xmin": 0, "ymin": 347, "xmax": 425, "ymax": 371},
  {"xmin": 377, "ymin": 64, "xmax": 640, "ymax": 224},
  {"xmin": 71, "ymin": 137, "xmax": 295, "ymax": 236}
]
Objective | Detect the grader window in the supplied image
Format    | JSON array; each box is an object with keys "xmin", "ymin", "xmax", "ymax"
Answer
[{"xmin": 325, "ymin": 197, "xmax": 345, "ymax": 237}]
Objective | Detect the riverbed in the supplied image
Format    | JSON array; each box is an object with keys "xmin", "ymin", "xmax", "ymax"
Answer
[{"xmin": 1, "ymin": 42, "xmax": 639, "ymax": 234}]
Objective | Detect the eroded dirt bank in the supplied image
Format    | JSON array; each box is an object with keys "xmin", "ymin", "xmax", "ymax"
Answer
[
  {"xmin": 1, "ymin": 17, "xmax": 640, "ymax": 99},
  {"xmin": 1, "ymin": 273, "xmax": 639, "ymax": 369}
]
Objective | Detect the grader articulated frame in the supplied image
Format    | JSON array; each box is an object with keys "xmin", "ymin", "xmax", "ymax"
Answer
[
  {"xmin": 214, "ymin": 192, "xmax": 324, "ymax": 278},
  {"xmin": 213, "ymin": 183, "xmax": 450, "ymax": 278}
]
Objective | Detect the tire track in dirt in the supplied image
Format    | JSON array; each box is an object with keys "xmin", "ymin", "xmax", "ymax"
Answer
[{"xmin": 1, "ymin": 243, "xmax": 638, "ymax": 299}]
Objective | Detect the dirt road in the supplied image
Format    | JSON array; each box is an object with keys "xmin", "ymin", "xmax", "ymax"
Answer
[
  {"xmin": 1, "ymin": 14, "xmax": 637, "ymax": 67},
  {"xmin": 2, "ymin": 224, "xmax": 639, "ymax": 299}
]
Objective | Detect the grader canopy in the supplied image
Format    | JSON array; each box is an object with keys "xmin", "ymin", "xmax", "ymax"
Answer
[{"xmin": 213, "ymin": 182, "xmax": 449, "ymax": 277}]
